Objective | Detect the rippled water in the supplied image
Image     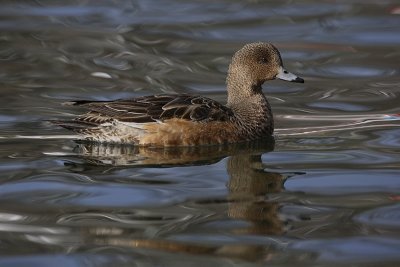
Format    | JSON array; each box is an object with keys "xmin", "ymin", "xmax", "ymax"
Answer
[{"xmin": 1, "ymin": 1, "xmax": 400, "ymax": 266}]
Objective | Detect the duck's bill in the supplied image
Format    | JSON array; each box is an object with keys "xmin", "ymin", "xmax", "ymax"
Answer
[{"xmin": 276, "ymin": 67, "xmax": 304, "ymax": 83}]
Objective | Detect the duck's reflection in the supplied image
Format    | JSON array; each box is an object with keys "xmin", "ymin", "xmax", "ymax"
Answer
[
  {"xmin": 69, "ymin": 138, "xmax": 295, "ymax": 261},
  {"xmin": 227, "ymin": 153, "xmax": 284, "ymax": 235},
  {"xmin": 29, "ymin": 139, "xmax": 305, "ymax": 262},
  {"xmin": 72, "ymin": 138, "xmax": 274, "ymax": 167}
]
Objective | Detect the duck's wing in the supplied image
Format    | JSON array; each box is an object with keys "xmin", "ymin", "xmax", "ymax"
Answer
[{"xmin": 54, "ymin": 94, "xmax": 234, "ymax": 130}]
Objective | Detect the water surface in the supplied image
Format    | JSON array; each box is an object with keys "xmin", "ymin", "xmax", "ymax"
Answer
[{"xmin": 0, "ymin": 1, "xmax": 400, "ymax": 266}]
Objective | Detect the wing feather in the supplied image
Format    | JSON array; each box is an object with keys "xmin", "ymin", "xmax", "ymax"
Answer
[{"xmin": 75, "ymin": 94, "xmax": 233, "ymax": 123}]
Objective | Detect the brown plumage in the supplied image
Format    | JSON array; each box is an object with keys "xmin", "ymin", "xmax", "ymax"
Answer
[{"xmin": 52, "ymin": 42, "xmax": 304, "ymax": 146}]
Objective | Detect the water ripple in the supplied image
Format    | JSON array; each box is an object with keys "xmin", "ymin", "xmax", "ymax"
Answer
[
  {"xmin": 57, "ymin": 211, "xmax": 192, "ymax": 226},
  {"xmin": 0, "ymin": 178, "xmax": 185, "ymax": 208},
  {"xmin": 276, "ymin": 114, "xmax": 400, "ymax": 136},
  {"xmin": 309, "ymin": 65, "xmax": 396, "ymax": 78},
  {"xmin": 263, "ymin": 150, "xmax": 399, "ymax": 168},
  {"xmin": 290, "ymin": 237, "xmax": 400, "ymax": 263},
  {"xmin": 354, "ymin": 204, "xmax": 400, "ymax": 230},
  {"xmin": 285, "ymin": 170, "xmax": 400, "ymax": 195}
]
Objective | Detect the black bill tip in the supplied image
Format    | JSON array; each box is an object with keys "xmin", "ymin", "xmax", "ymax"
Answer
[{"xmin": 292, "ymin": 77, "xmax": 304, "ymax": 83}]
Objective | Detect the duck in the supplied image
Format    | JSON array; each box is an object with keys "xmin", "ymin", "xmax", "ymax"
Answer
[{"xmin": 53, "ymin": 42, "xmax": 304, "ymax": 146}]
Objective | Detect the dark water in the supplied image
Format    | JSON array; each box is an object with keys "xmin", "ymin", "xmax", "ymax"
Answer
[{"xmin": 1, "ymin": 0, "xmax": 400, "ymax": 266}]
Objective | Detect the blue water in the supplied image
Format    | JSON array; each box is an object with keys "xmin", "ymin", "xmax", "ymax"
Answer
[{"xmin": 0, "ymin": 1, "xmax": 400, "ymax": 266}]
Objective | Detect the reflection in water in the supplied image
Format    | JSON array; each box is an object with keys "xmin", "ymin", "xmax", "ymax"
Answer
[
  {"xmin": 227, "ymin": 154, "xmax": 284, "ymax": 236},
  {"xmin": 60, "ymin": 138, "xmax": 301, "ymax": 261},
  {"xmin": 73, "ymin": 138, "xmax": 275, "ymax": 167}
]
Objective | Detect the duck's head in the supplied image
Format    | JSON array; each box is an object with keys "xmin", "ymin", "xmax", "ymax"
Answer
[{"xmin": 228, "ymin": 42, "xmax": 304, "ymax": 88}]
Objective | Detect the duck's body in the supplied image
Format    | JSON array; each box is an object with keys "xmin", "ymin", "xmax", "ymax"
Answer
[
  {"xmin": 53, "ymin": 42, "xmax": 303, "ymax": 146},
  {"xmin": 55, "ymin": 93, "xmax": 272, "ymax": 146}
]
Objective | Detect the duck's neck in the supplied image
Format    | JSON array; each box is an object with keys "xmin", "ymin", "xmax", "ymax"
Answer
[{"xmin": 226, "ymin": 73, "xmax": 274, "ymax": 137}]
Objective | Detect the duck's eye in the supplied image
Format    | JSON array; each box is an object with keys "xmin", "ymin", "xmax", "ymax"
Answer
[{"xmin": 259, "ymin": 57, "xmax": 268, "ymax": 64}]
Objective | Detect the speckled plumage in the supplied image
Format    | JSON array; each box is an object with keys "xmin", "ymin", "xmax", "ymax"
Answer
[{"xmin": 53, "ymin": 42, "xmax": 304, "ymax": 146}]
